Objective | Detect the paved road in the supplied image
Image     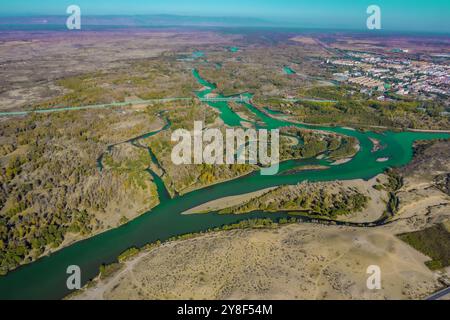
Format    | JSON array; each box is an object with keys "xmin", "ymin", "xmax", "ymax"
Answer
[
  {"xmin": 0, "ymin": 97, "xmax": 251, "ymax": 117},
  {"xmin": 426, "ymin": 286, "xmax": 450, "ymax": 300}
]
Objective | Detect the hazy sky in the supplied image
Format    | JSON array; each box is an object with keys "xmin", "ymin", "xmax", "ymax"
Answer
[{"xmin": 1, "ymin": 0, "xmax": 449, "ymax": 32}]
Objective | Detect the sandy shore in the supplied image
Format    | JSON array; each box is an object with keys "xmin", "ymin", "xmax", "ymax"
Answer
[
  {"xmin": 331, "ymin": 158, "xmax": 352, "ymax": 165},
  {"xmin": 369, "ymin": 138, "xmax": 382, "ymax": 152},
  {"xmin": 183, "ymin": 187, "xmax": 277, "ymax": 214},
  {"xmin": 186, "ymin": 174, "xmax": 388, "ymax": 223}
]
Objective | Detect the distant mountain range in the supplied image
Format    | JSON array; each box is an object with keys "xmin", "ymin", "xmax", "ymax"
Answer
[
  {"xmin": 1, "ymin": 14, "xmax": 448, "ymax": 35},
  {"xmin": 0, "ymin": 14, "xmax": 275, "ymax": 28}
]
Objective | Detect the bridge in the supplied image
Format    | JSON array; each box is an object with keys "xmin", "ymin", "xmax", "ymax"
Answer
[{"xmin": 199, "ymin": 96, "xmax": 251, "ymax": 103}]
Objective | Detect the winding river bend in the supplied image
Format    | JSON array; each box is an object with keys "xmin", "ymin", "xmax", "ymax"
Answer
[{"xmin": 0, "ymin": 68, "xmax": 448, "ymax": 300}]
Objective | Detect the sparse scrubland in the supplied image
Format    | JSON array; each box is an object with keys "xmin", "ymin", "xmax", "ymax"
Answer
[
  {"xmin": 395, "ymin": 140, "xmax": 450, "ymax": 271},
  {"xmin": 31, "ymin": 57, "xmax": 198, "ymax": 110}
]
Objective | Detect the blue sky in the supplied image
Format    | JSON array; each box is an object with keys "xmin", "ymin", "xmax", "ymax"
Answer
[{"xmin": 1, "ymin": 0, "xmax": 449, "ymax": 32}]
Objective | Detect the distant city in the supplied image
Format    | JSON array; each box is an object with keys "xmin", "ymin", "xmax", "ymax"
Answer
[{"xmin": 330, "ymin": 50, "xmax": 450, "ymax": 111}]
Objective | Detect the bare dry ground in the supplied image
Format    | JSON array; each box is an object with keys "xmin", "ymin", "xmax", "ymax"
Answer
[
  {"xmin": 73, "ymin": 222, "xmax": 442, "ymax": 300},
  {"xmin": 394, "ymin": 140, "xmax": 450, "ymax": 232},
  {"xmin": 0, "ymin": 30, "xmax": 240, "ymax": 111},
  {"xmin": 313, "ymin": 33, "xmax": 450, "ymax": 55}
]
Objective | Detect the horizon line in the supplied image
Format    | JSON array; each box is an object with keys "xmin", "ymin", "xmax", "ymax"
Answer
[{"xmin": 0, "ymin": 14, "xmax": 449, "ymax": 35}]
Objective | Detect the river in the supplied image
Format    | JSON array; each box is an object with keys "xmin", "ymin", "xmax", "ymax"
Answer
[{"xmin": 0, "ymin": 67, "xmax": 448, "ymax": 300}]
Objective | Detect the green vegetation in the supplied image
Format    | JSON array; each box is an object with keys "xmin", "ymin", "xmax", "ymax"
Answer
[
  {"xmin": 216, "ymin": 218, "xmax": 278, "ymax": 230},
  {"xmin": 144, "ymin": 103, "xmax": 256, "ymax": 196},
  {"xmin": 328, "ymin": 137, "xmax": 358, "ymax": 159},
  {"xmin": 99, "ymin": 263, "xmax": 123, "ymax": 280},
  {"xmin": 103, "ymin": 145, "xmax": 154, "ymax": 191},
  {"xmin": 1, "ymin": 41, "xmax": 447, "ymax": 283},
  {"xmin": 0, "ymin": 144, "xmax": 16, "ymax": 157},
  {"xmin": 384, "ymin": 170, "xmax": 404, "ymax": 218},
  {"xmin": 261, "ymin": 87, "xmax": 450, "ymax": 130},
  {"xmin": 142, "ymin": 102, "xmax": 358, "ymax": 198},
  {"xmin": 118, "ymin": 247, "xmax": 140, "ymax": 263},
  {"xmin": 399, "ymin": 223, "xmax": 450, "ymax": 270},
  {"xmin": 298, "ymin": 85, "xmax": 364, "ymax": 101},
  {"xmin": 220, "ymin": 183, "xmax": 368, "ymax": 219},
  {"xmin": 0, "ymin": 109, "xmax": 161, "ymax": 275},
  {"xmin": 279, "ymin": 128, "xmax": 358, "ymax": 161},
  {"xmin": 297, "ymin": 133, "xmax": 328, "ymax": 159}
]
